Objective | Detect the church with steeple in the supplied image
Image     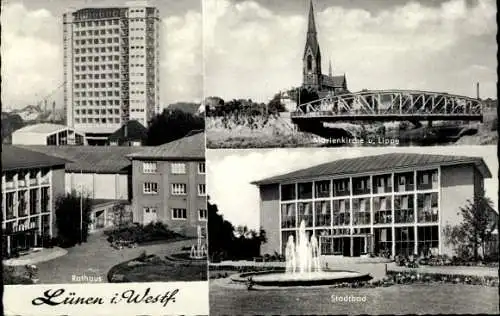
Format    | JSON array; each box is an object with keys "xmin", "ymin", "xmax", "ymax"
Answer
[{"xmin": 303, "ymin": 0, "xmax": 348, "ymax": 96}]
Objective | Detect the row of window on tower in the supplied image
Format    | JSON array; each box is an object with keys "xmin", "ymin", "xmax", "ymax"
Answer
[{"xmin": 144, "ymin": 207, "xmax": 207, "ymax": 221}]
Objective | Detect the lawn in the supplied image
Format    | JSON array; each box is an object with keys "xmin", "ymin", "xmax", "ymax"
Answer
[
  {"xmin": 108, "ymin": 255, "xmax": 207, "ymax": 283},
  {"xmin": 210, "ymin": 282, "xmax": 499, "ymax": 315}
]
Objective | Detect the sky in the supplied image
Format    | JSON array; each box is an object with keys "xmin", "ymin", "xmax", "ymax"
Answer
[
  {"xmin": 1, "ymin": 0, "xmax": 202, "ymax": 109},
  {"xmin": 2, "ymin": 0, "xmax": 496, "ymax": 109},
  {"xmin": 204, "ymin": 0, "xmax": 497, "ymax": 103},
  {"xmin": 207, "ymin": 146, "xmax": 498, "ymax": 229}
]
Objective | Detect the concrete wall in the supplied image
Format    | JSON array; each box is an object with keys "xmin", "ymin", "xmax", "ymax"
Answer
[
  {"xmin": 132, "ymin": 159, "xmax": 206, "ymax": 237},
  {"xmin": 439, "ymin": 164, "xmax": 476, "ymax": 255},
  {"xmin": 66, "ymin": 172, "xmax": 129, "ymax": 200},
  {"xmin": 259, "ymin": 184, "xmax": 280, "ymax": 255},
  {"xmin": 12, "ymin": 132, "xmax": 46, "ymax": 145}
]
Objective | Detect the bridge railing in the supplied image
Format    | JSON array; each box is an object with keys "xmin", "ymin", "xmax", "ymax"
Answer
[{"xmin": 293, "ymin": 90, "xmax": 483, "ymax": 118}]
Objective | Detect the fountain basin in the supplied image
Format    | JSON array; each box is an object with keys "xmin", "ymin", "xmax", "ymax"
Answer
[{"xmin": 231, "ymin": 269, "xmax": 372, "ymax": 287}]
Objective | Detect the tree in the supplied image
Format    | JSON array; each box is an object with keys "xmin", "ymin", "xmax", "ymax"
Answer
[
  {"xmin": 111, "ymin": 201, "xmax": 131, "ymax": 228},
  {"xmin": 1, "ymin": 113, "xmax": 25, "ymax": 144},
  {"xmin": 443, "ymin": 194, "xmax": 495, "ymax": 261},
  {"xmin": 55, "ymin": 190, "xmax": 92, "ymax": 247},
  {"xmin": 267, "ymin": 93, "xmax": 286, "ymax": 114},
  {"xmin": 207, "ymin": 198, "xmax": 235, "ymax": 261},
  {"xmin": 145, "ymin": 108, "xmax": 205, "ymax": 146}
]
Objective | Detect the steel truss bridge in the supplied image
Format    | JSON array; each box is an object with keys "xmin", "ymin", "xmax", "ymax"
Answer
[{"xmin": 291, "ymin": 90, "xmax": 483, "ymax": 124}]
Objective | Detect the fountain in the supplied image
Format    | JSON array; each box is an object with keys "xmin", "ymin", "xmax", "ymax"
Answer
[
  {"xmin": 190, "ymin": 225, "xmax": 207, "ymax": 260},
  {"xmin": 231, "ymin": 220, "xmax": 372, "ymax": 287}
]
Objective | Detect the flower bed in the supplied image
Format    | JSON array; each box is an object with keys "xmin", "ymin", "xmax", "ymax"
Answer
[{"xmin": 104, "ymin": 222, "xmax": 182, "ymax": 245}]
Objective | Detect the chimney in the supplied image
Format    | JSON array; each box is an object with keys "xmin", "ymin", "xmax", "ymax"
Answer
[
  {"xmin": 476, "ymin": 82, "xmax": 480, "ymax": 100},
  {"xmin": 44, "ymin": 99, "xmax": 47, "ymax": 112}
]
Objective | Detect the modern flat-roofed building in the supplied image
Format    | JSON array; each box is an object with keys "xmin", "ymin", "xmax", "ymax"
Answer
[
  {"xmin": 63, "ymin": 5, "xmax": 160, "ymax": 144},
  {"xmin": 252, "ymin": 153, "xmax": 492, "ymax": 258},
  {"xmin": 128, "ymin": 133, "xmax": 206, "ymax": 237},
  {"xmin": 12, "ymin": 123, "xmax": 87, "ymax": 146},
  {"xmin": 1, "ymin": 146, "xmax": 67, "ymax": 257}
]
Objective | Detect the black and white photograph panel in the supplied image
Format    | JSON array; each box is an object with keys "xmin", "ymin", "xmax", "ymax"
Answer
[
  {"xmin": 2, "ymin": 0, "xmax": 206, "ymax": 285},
  {"xmin": 207, "ymin": 146, "xmax": 499, "ymax": 315},
  {"xmin": 204, "ymin": 0, "xmax": 497, "ymax": 148}
]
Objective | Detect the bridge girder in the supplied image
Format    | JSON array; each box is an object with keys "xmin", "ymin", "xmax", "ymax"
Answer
[{"xmin": 292, "ymin": 90, "xmax": 483, "ymax": 120}]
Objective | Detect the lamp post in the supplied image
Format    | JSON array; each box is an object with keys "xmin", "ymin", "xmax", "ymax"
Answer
[{"xmin": 80, "ymin": 169, "xmax": 83, "ymax": 244}]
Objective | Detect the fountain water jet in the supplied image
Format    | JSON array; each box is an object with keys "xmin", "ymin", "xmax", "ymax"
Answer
[
  {"xmin": 231, "ymin": 220, "xmax": 372, "ymax": 287},
  {"xmin": 285, "ymin": 221, "xmax": 322, "ymax": 274},
  {"xmin": 190, "ymin": 225, "xmax": 207, "ymax": 259}
]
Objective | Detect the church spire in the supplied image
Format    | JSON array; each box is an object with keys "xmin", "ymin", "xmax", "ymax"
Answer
[
  {"xmin": 304, "ymin": 0, "xmax": 320, "ymax": 59},
  {"xmin": 307, "ymin": 0, "xmax": 317, "ymax": 35}
]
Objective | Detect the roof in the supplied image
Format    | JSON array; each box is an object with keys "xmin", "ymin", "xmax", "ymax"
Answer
[
  {"xmin": 13, "ymin": 123, "xmax": 83, "ymax": 135},
  {"xmin": 91, "ymin": 198, "xmax": 129, "ymax": 208},
  {"xmin": 322, "ymin": 75, "xmax": 346, "ymax": 88},
  {"xmin": 252, "ymin": 153, "xmax": 492, "ymax": 185},
  {"xmin": 108, "ymin": 120, "xmax": 147, "ymax": 143},
  {"xmin": 128, "ymin": 132, "xmax": 205, "ymax": 160},
  {"xmin": 2, "ymin": 145, "xmax": 68, "ymax": 171},
  {"xmin": 17, "ymin": 145, "xmax": 148, "ymax": 174}
]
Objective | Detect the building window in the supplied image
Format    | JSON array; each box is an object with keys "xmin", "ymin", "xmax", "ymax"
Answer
[
  {"xmin": 395, "ymin": 227, "xmax": 415, "ymax": 256},
  {"xmin": 298, "ymin": 182, "xmax": 313, "ymax": 200},
  {"xmin": 315, "ymin": 201, "xmax": 331, "ymax": 227},
  {"xmin": 171, "ymin": 163, "xmax": 186, "ymax": 174},
  {"xmin": 142, "ymin": 162, "xmax": 157, "ymax": 174},
  {"xmin": 314, "ymin": 180, "xmax": 330, "ymax": 198},
  {"xmin": 171, "ymin": 183, "xmax": 187, "ymax": 195},
  {"xmin": 143, "ymin": 207, "xmax": 157, "ymax": 214},
  {"xmin": 394, "ymin": 194, "xmax": 415, "ymax": 223},
  {"xmin": 297, "ymin": 202, "xmax": 313, "ymax": 227},
  {"xmin": 198, "ymin": 162, "xmax": 206, "ymax": 174},
  {"xmin": 143, "ymin": 182, "xmax": 158, "ymax": 194},
  {"xmin": 417, "ymin": 226, "xmax": 439, "ymax": 256},
  {"xmin": 199, "ymin": 209, "xmax": 207, "ymax": 221},
  {"xmin": 197, "ymin": 184, "xmax": 206, "ymax": 196},
  {"xmin": 281, "ymin": 184, "xmax": 296, "ymax": 201},
  {"xmin": 281, "ymin": 203, "xmax": 296, "ymax": 228},
  {"xmin": 172, "ymin": 208, "xmax": 187, "ymax": 220}
]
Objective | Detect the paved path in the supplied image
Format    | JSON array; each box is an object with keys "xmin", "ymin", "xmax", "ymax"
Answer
[{"xmin": 35, "ymin": 232, "xmax": 196, "ymax": 284}]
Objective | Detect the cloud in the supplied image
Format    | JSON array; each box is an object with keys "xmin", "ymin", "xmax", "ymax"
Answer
[
  {"xmin": 1, "ymin": 2, "xmax": 203, "ymax": 109},
  {"xmin": 162, "ymin": 10, "xmax": 203, "ymax": 104},
  {"xmin": 1, "ymin": 3, "xmax": 62, "ymax": 108},
  {"xmin": 208, "ymin": 146, "xmax": 498, "ymax": 229},
  {"xmin": 203, "ymin": 0, "xmax": 497, "ymax": 102}
]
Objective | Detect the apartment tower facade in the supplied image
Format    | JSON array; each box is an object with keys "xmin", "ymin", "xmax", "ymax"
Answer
[{"xmin": 63, "ymin": 6, "xmax": 160, "ymax": 144}]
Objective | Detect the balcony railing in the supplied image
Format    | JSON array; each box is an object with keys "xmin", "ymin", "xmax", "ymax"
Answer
[
  {"xmin": 333, "ymin": 189, "xmax": 350, "ymax": 197},
  {"xmin": 5, "ymin": 181, "xmax": 14, "ymax": 189},
  {"xmin": 353, "ymin": 187, "xmax": 371, "ymax": 195},
  {"xmin": 418, "ymin": 208, "xmax": 439, "ymax": 222},
  {"xmin": 29, "ymin": 178, "xmax": 38, "ymax": 186},
  {"xmin": 374, "ymin": 211, "xmax": 392, "ymax": 224},
  {"xmin": 396, "ymin": 184, "xmax": 414, "ymax": 192},
  {"xmin": 375, "ymin": 186, "xmax": 392, "ymax": 194},
  {"xmin": 18, "ymin": 180, "xmax": 26, "ymax": 187},
  {"xmin": 394, "ymin": 209, "xmax": 415, "ymax": 223},
  {"xmin": 417, "ymin": 182, "xmax": 438, "ymax": 191}
]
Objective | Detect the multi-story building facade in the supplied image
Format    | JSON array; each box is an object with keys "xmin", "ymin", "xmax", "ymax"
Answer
[
  {"xmin": 128, "ymin": 133, "xmax": 206, "ymax": 237},
  {"xmin": 253, "ymin": 153, "xmax": 492, "ymax": 258},
  {"xmin": 1, "ymin": 146, "xmax": 67, "ymax": 258},
  {"xmin": 63, "ymin": 5, "xmax": 160, "ymax": 144},
  {"xmin": 19, "ymin": 145, "xmax": 144, "ymax": 233}
]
